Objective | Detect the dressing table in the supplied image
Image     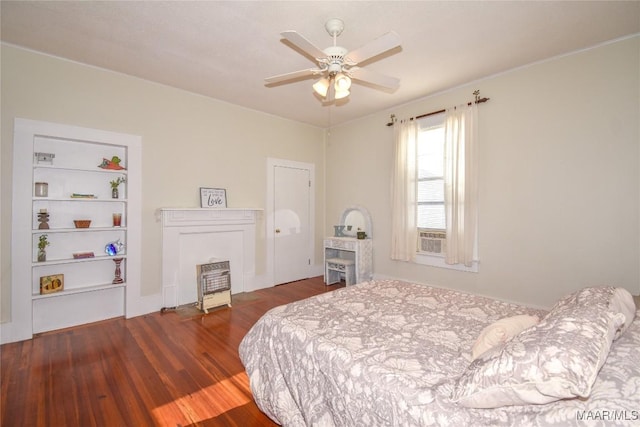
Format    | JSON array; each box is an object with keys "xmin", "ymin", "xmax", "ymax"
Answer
[{"xmin": 324, "ymin": 206, "xmax": 373, "ymax": 285}]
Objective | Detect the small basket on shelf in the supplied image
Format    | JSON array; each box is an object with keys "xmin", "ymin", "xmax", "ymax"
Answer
[{"xmin": 73, "ymin": 220, "xmax": 92, "ymax": 229}]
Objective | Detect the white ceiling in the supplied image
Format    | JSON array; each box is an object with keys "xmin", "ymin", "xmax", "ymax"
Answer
[{"xmin": 2, "ymin": 1, "xmax": 639, "ymax": 128}]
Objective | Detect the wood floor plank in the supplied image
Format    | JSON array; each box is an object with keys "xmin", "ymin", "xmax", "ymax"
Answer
[{"xmin": 1, "ymin": 276, "xmax": 344, "ymax": 426}]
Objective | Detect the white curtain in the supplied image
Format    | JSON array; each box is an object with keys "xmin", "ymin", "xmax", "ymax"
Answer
[
  {"xmin": 444, "ymin": 104, "xmax": 478, "ymax": 266},
  {"xmin": 390, "ymin": 119, "xmax": 418, "ymax": 261}
]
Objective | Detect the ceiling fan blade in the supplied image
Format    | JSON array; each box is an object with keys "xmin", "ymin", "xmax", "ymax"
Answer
[
  {"xmin": 349, "ymin": 67, "xmax": 400, "ymax": 90},
  {"xmin": 265, "ymin": 68, "xmax": 322, "ymax": 84},
  {"xmin": 281, "ymin": 30, "xmax": 327, "ymax": 60},
  {"xmin": 346, "ymin": 31, "xmax": 401, "ymax": 64}
]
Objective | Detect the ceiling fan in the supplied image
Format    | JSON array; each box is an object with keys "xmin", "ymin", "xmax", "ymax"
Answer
[{"xmin": 265, "ymin": 18, "xmax": 401, "ymax": 102}]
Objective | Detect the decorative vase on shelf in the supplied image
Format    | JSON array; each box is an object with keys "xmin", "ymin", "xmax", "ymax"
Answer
[
  {"xmin": 37, "ymin": 235, "xmax": 49, "ymax": 261},
  {"xmin": 109, "ymin": 176, "xmax": 125, "ymax": 199}
]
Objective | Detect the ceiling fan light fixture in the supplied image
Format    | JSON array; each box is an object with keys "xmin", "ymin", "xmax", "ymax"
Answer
[
  {"xmin": 334, "ymin": 88, "xmax": 350, "ymax": 100},
  {"xmin": 334, "ymin": 73, "xmax": 351, "ymax": 91},
  {"xmin": 313, "ymin": 77, "xmax": 330, "ymax": 97}
]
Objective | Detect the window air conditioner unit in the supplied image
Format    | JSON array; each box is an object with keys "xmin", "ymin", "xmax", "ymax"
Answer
[{"xmin": 419, "ymin": 229, "xmax": 446, "ymax": 254}]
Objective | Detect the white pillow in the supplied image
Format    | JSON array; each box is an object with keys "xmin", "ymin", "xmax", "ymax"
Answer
[
  {"xmin": 550, "ymin": 286, "xmax": 636, "ymax": 339},
  {"xmin": 471, "ymin": 314, "xmax": 539, "ymax": 360},
  {"xmin": 452, "ymin": 287, "xmax": 626, "ymax": 409}
]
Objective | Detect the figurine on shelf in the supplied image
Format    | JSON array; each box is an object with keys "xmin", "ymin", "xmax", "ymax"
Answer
[
  {"xmin": 37, "ymin": 209, "xmax": 50, "ymax": 229},
  {"xmin": 109, "ymin": 176, "xmax": 126, "ymax": 199},
  {"xmin": 37, "ymin": 234, "xmax": 50, "ymax": 262},
  {"xmin": 98, "ymin": 156, "xmax": 126, "ymax": 170},
  {"xmin": 105, "ymin": 239, "xmax": 125, "ymax": 256}
]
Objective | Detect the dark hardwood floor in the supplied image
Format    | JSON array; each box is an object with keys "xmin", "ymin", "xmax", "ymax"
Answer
[{"xmin": 1, "ymin": 276, "xmax": 344, "ymax": 426}]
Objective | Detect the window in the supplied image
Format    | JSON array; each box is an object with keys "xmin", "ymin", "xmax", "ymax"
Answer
[
  {"xmin": 414, "ymin": 112, "xmax": 479, "ymax": 272},
  {"xmin": 417, "ymin": 114, "xmax": 445, "ymax": 231},
  {"xmin": 391, "ymin": 105, "xmax": 478, "ymax": 272}
]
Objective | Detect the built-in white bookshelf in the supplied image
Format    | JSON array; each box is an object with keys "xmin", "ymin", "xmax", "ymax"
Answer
[{"xmin": 4, "ymin": 119, "xmax": 141, "ymax": 343}]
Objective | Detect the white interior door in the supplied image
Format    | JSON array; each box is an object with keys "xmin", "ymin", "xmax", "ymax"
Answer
[{"xmin": 274, "ymin": 165, "xmax": 311, "ymax": 284}]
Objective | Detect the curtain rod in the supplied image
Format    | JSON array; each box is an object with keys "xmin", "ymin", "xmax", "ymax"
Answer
[{"xmin": 386, "ymin": 90, "xmax": 490, "ymax": 126}]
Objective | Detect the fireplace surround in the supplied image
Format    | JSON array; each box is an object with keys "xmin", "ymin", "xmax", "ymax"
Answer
[{"xmin": 158, "ymin": 208, "xmax": 261, "ymax": 308}]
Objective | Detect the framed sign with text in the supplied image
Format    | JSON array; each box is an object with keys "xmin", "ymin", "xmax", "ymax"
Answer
[{"xmin": 200, "ymin": 187, "xmax": 227, "ymax": 208}]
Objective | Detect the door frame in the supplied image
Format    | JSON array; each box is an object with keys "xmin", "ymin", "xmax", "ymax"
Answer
[{"xmin": 266, "ymin": 157, "xmax": 315, "ymax": 286}]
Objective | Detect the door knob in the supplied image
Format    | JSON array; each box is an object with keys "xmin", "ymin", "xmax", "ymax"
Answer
[{"xmin": 275, "ymin": 228, "xmax": 281, "ymax": 233}]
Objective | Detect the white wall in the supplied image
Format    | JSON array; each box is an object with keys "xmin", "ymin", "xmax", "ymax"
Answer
[
  {"xmin": 0, "ymin": 44, "xmax": 326, "ymax": 323},
  {"xmin": 2, "ymin": 35, "xmax": 638, "ymax": 325},
  {"xmin": 326, "ymin": 36, "xmax": 640, "ymax": 308}
]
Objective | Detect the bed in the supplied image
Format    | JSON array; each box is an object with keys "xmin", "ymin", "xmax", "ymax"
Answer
[{"xmin": 239, "ymin": 280, "xmax": 640, "ymax": 426}]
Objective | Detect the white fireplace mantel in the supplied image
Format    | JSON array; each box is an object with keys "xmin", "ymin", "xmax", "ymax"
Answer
[
  {"xmin": 158, "ymin": 208, "xmax": 262, "ymax": 308},
  {"xmin": 158, "ymin": 207, "xmax": 262, "ymax": 226}
]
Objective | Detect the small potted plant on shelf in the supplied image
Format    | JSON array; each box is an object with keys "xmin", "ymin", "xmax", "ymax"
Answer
[
  {"xmin": 37, "ymin": 234, "xmax": 50, "ymax": 262},
  {"xmin": 110, "ymin": 176, "xmax": 126, "ymax": 199}
]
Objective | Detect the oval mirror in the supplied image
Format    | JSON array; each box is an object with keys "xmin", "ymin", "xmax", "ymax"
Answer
[{"xmin": 340, "ymin": 205, "xmax": 373, "ymax": 238}]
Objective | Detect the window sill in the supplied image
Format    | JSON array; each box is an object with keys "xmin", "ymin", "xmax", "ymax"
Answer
[{"xmin": 415, "ymin": 252, "xmax": 479, "ymax": 273}]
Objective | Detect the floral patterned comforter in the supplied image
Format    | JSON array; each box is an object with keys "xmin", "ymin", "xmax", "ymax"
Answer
[{"xmin": 239, "ymin": 280, "xmax": 640, "ymax": 426}]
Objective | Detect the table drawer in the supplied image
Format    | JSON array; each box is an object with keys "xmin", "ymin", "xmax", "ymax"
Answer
[{"xmin": 324, "ymin": 238, "xmax": 356, "ymax": 250}]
